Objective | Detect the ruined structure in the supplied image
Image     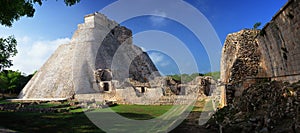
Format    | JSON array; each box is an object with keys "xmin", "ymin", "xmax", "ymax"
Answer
[
  {"xmin": 221, "ymin": 0, "xmax": 300, "ymax": 104},
  {"xmin": 207, "ymin": 1, "xmax": 300, "ymax": 131},
  {"xmin": 220, "ymin": 30, "xmax": 261, "ymax": 104},
  {"xmin": 17, "ymin": 12, "xmax": 213, "ymax": 104},
  {"xmin": 18, "ymin": 13, "xmax": 160, "ymax": 101},
  {"xmin": 256, "ymin": 0, "xmax": 300, "ymax": 82}
]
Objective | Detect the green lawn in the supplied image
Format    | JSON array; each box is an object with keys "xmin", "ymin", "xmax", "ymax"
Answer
[
  {"xmin": 0, "ymin": 103, "xmax": 176, "ymax": 132},
  {"xmin": 0, "ymin": 100, "xmax": 207, "ymax": 132},
  {"xmin": 0, "ymin": 111, "xmax": 103, "ymax": 133},
  {"xmin": 109, "ymin": 104, "xmax": 173, "ymax": 120}
]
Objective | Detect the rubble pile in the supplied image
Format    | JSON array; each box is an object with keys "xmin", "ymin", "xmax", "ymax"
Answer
[{"xmin": 208, "ymin": 80, "xmax": 300, "ymax": 133}]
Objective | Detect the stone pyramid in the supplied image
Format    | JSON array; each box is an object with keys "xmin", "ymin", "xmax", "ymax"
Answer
[{"xmin": 18, "ymin": 12, "xmax": 160, "ymax": 99}]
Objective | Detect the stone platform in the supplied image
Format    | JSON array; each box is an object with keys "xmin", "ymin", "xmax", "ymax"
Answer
[{"xmin": 7, "ymin": 98, "xmax": 68, "ymax": 103}]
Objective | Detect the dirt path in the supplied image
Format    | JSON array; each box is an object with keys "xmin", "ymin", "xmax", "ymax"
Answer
[{"xmin": 171, "ymin": 111, "xmax": 218, "ymax": 133}]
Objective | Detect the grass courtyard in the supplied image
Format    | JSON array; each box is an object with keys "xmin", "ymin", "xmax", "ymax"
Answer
[{"xmin": 0, "ymin": 98, "xmax": 212, "ymax": 132}]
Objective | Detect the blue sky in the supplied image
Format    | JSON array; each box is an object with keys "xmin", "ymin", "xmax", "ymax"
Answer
[{"xmin": 0, "ymin": 0, "xmax": 287, "ymax": 75}]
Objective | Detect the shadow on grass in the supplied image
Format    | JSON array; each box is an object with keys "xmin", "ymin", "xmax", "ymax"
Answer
[
  {"xmin": 116, "ymin": 112, "xmax": 155, "ymax": 120},
  {"xmin": 86, "ymin": 111, "xmax": 172, "ymax": 132},
  {"xmin": 0, "ymin": 111, "xmax": 157, "ymax": 132},
  {"xmin": 0, "ymin": 103, "xmax": 203, "ymax": 132},
  {"xmin": 0, "ymin": 112, "xmax": 104, "ymax": 133}
]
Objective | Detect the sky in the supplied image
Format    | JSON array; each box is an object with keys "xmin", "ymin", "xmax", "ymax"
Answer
[{"xmin": 0, "ymin": 0, "xmax": 287, "ymax": 75}]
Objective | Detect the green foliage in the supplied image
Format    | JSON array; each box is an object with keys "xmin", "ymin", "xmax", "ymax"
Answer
[
  {"xmin": 0, "ymin": 0, "xmax": 81, "ymax": 75},
  {"xmin": 253, "ymin": 22, "xmax": 262, "ymax": 30},
  {"xmin": 62, "ymin": 0, "xmax": 81, "ymax": 6},
  {"xmin": 0, "ymin": 0, "xmax": 36, "ymax": 27},
  {"xmin": 0, "ymin": 36, "xmax": 18, "ymax": 71},
  {"xmin": 169, "ymin": 74, "xmax": 181, "ymax": 81},
  {"xmin": 168, "ymin": 72, "xmax": 220, "ymax": 83},
  {"xmin": 259, "ymin": 28, "xmax": 266, "ymax": 36},
  {"xmin": 0, "ymin": 70, "xmax": 33, "ymax": 94},
  {"xmin": 168, "ymin": 73, "xmax": 204, "ymax": 83},
  {"xmin": 190, "ymin": 72, "xmax": 204, "ymax": 78},
  {"xmin": 0, "ymin": 101, "xmax": 207, "ymax": 132},
  {"xmin": 0, "ymin": 0, "xmax": 80, "ymax": 27},
  {"xmin": 203, "ymin": 71, "xmax": 220, "ymax": 80},
  {"xmin": 108, "ymin": 104, "xmax": 173, "ymax": 120}
]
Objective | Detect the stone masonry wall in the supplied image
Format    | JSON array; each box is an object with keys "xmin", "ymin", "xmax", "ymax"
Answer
[
  {"xmin": 221, "ymin": 0, "xmax": 300, "ymax": 104},
  {"xmin": 220, "ymin": 30, "xmax": 261, "ymax": 104},
  {"xmin": 257, "ymin": 0, "xmax": 300, "ymax": 82}
]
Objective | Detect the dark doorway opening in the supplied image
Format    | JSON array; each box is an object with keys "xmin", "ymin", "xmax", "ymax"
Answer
[
  {"xmin": 177, "ymin": 87, "xmax": 185, "ymax": 95},
  {"xmin": 104, "ymin": 83, "xmax": 109, "ymax": 91},
  {"xmin": 101, "ymin": 71, "xmax": 112, "ymax": 81},
  {"xmin": 141, "ymin": 87, "xmax": 145, "ymax": 93}
]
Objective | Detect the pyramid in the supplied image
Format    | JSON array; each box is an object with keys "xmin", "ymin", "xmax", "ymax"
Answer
[{"xmin": 18, "ymin": 12, "xmax": 160, "ymax": 99}]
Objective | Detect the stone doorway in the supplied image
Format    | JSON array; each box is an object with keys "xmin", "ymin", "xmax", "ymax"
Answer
[
  {"xmin": 103, "ymin": 82, "xmax": 109, "ymax": 91},
  {"xmin": 141, "ymin": 87, "xmax": 145, "ymax": 93}
]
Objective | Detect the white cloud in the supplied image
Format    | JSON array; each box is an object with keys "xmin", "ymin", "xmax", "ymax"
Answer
[
  {"xmin": 19, "ymin": 36, "xmax": 31, "ymax": 44},
  {"xmin": 148, "ymin": 52, "xmax": 170, "ymax": 67},
  {"xmin": 160, "ymin": 61, "xmax": 170, "ymax": 67},
  {"xmin": 9, "ymin": 37, "xmax": 70, "ymax": 74},
  {"xmin": 140, "ymin": 46, "xmax": 146, "ymax": 52},
  {"xmin": 149, "ymin": 10, "xmax": 167, "ymax": 27}
]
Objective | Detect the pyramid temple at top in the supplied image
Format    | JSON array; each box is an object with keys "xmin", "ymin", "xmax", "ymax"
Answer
[{"xmin": 18, "ymin": 12, "xmax": 160, "ymax": 99}]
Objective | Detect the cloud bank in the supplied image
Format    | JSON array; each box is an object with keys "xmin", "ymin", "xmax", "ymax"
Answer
[{"xmin": 9, "ymin": 36, "xmax": 70, "ymax": 74}]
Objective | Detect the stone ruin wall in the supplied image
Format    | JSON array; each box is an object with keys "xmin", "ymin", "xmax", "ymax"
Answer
[
  {"xmin": 256, "ymin": 0, "xmax": 300, "ymax": 82},
  {"xmin": 220, "ymin": 30, "xmax": 261, "ymax": 104},
  {"xmin": 221, "ymin": 0, "xmax": 300, "ymax": 104}
]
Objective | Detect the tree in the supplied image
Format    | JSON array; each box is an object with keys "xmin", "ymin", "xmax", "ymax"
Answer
[
  {"xmin": 0, "ymin": 70, "xmax": 34, "ymax": 97},
  {"xmin": 0, "ymin": 0, "xmax": 81, "ymax": 72},
  {"xmin": 253, "ymin": 22, "xmax": 262, "ymax": 30},
  {"xmin": 0, "ymin": 0, "xmax": 79, "ymax": 97},
  {"xmin": 168, "ymin": 73, "xmax": 205, "ymax": 83},
  {"xmin": 0, "ymin": 36, "xmax": 18, "ymax": 71},
  {"xmin": 204, "ymin": 71, "xmax": 220, "ymax": 80},
  {"xmin": 0, "ymin": 0, "xmax": 81, "ymax": 27},
  {"xmin": 190, "ymin": 72, "xmax": 204, "ymax": 78},
  {"xmin": 0, "ymin": 70, "xmax": 21, "ymax": 93}
]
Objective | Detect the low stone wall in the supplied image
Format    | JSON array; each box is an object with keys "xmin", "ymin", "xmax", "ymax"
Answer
[
  {"xmin": 0, "ymin": 102, "xmax": 73, "ymax": 113},
  {"xmin": 75, "ymin": 92, "xmax": 117, "ymax": 102},
  {"xmin": 7, "ymin": 98, "xmax": 68, "ymax": 103}
]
